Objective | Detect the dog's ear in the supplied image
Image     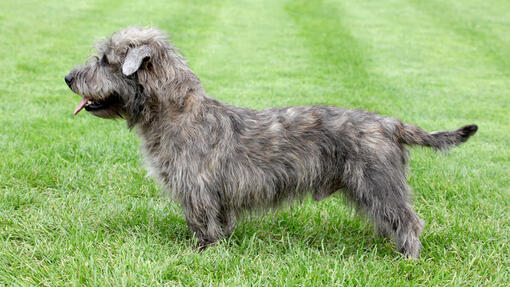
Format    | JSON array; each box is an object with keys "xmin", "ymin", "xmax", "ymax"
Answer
[{"xmin": 122, "ymin": 45, "xmax": 151, "ymax": 76}]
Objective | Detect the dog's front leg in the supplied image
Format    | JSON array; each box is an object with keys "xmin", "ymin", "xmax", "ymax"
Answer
[
  {"xmin": 219, "ymin": 208, "xmax": 237, "ymax": 237},
  {"xmin": 180, "ymin": 189, "xmax": 223, "ymax": 251}
]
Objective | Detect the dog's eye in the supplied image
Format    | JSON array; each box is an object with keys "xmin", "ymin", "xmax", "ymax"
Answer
[{"xmin": 101, "ymin": 55, "xmax": 109, "ymax": 65}]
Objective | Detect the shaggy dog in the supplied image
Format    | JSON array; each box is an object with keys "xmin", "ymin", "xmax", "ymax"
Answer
[{"xmin": 65, "ymin": 26, "xmax": 477, "ymax": 258}]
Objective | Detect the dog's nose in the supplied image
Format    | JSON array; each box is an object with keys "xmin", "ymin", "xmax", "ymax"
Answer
[{"xmin": 65, "ymin": 74, "xmax": 74, "ymax": 86}]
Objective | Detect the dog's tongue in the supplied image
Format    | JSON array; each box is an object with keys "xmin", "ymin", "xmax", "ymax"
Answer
[{"xmin": 73, "ymin": 98, "xmax": 89, "ymax": 115}]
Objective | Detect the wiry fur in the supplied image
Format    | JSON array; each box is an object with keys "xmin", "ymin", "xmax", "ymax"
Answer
[{"xmin": 65, "ymin": 26, "xmax": 478, "ymax": 258}]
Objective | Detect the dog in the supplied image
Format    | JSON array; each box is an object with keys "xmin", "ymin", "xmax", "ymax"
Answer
[{"xmin": 65, "ymin": 26, "xmax": 477, "ymax": 258}]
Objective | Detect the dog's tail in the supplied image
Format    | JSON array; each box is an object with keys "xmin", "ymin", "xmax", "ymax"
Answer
[{"xmin": 397, "ymin": 123, "xmax": 478, "ymax": 151}]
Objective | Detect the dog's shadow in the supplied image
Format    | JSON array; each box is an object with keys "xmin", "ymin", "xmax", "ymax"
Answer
[
  {"xmin": 224, "ymin": 208, "xmax": 397, "ymax": 258},
  {"xmin": 101, "ymin": 197, "xmax": 398, "ymax": 258}
]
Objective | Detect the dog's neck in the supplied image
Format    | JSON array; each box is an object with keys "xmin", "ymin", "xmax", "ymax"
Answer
[
  {"xmin": 131, "ymin": 58, "xmax": 207, "ymax": 127},
  {"xmin": 134, "ymin": 77, "xmax": 207, "ymax": 130}
]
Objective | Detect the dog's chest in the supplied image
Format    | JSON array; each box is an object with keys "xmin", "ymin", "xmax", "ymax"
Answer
[
  {"xmin": 138, "ymin": 131, "xmax": 193, "ymax": 192},
  {"xmin": 139, "ymin": 133, "xmax": 176, "ymax": 188}
]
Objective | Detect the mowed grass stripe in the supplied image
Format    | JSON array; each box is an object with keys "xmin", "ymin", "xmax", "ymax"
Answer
[
  {"xmin": 285, "ymin": 0, "xmax": 406, "ymax": 114},
  {"xmin": 409, "ymin": 0, "xmax": 510, "ymax": 77},
  {"xmin": 330, "ymin": 0, "xmax": 469, "ymax": 121},
  {"xmin": 338, "ymin": 0, "xmax": 507, "ymax": 122},
  {"xmin": 189, "ymin": 0, "xmax": 324, "ymax": 108}
]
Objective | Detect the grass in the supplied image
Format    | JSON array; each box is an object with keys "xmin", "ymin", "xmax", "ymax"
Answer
[{"xmin": 0, "ymin": 0, "xmax": 509, "ymax": 285}]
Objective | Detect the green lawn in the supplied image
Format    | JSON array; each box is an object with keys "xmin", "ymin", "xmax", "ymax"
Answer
[{"xmin": 0, "ymin": 0, "xmax": 509, "ymax": 285}]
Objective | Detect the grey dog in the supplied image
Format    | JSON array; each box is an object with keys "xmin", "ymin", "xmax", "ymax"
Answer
[{"xmin": 65, "ymin": 26, "xmax": 477, "ymax": 258}]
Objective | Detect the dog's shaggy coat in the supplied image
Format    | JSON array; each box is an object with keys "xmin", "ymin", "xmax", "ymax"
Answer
[{"xmin": 65, "ymin": 26, "xmax": 477, "ymax": 258}]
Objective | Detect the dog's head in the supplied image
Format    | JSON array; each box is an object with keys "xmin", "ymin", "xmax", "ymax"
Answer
[{"xmin": 65, "ymin": 26, "xmax": 191, "ymax": 126}]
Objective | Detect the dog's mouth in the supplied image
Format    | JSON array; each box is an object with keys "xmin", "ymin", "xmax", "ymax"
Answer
[{"xmin": 73, "ymin": 93, "xmax": 121, "ymax": 115}]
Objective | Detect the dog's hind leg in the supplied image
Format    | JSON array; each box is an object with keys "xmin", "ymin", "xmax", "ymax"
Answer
[
  {"xmin": 343, "ymin": 163, "xmax": 424, "ymax": 259},
  {"xmin": 375, "ymin": 197, "xmax": 424, "ymax": 259}
]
